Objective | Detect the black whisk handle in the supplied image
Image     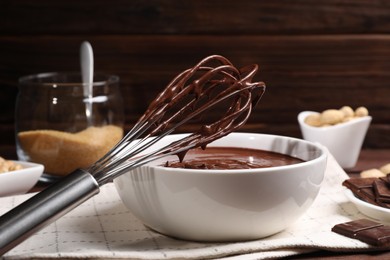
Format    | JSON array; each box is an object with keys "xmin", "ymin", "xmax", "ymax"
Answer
[{"xmin": 0, "ymin": 169, "xmax": 100, "ymax": 256}]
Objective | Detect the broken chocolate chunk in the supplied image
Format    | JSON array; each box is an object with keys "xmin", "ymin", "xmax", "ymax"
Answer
[
  {"xmin": 380, "ymin": 176, "xmax": 390, "ymax": 186},
  {"xmin": 342, "ymin": 177, "xmax": 378, "ymax": 190},
  {"xmin": 343, "ymin": 178, "xmax": 380, "ymax": 206},
  {"xmin": 356, "ymin": 187, "xmax": 378, "ymax": 205},
  {"xmin": 373, "ymin": 179, "xmax": 390, "ymax": 203},
  {"xmin": 343, "ymin": 177, "xmax": 390, "ymax": 209}
]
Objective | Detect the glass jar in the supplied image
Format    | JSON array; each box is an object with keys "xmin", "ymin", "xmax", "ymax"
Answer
[{"xmin": 15, "ymin": 72, "xmax": 124, "ymax": 182}]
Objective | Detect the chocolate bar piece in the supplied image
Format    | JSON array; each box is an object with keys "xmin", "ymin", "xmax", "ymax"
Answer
[
  {"xmin": 343, "ymin": 177, "xmax": 377, "ymax": 189},
  {"xmin": 332, "ymin": 218, "xmax": 383, "ymax": 237},
  {"xmin": 332, "ymin": 219, "xmax": 390, "ymax": 247},
  {"xmin": 374, "ymin": 179, "xmax": 390, "ymax": 203},
  {"xmin": 356, "ymin": 187, "xmax": 378, "ymax": 205},
  {"xmin": 357, "ymin": 225, "xmax": 390, "ymax": 247},
  {"xmin": 380, "ymin": 176, "xmax": 390, "ymax": 185},
  {"xmin": 342, "ymin": 178, "xmax": 381, "ymax": 206}
]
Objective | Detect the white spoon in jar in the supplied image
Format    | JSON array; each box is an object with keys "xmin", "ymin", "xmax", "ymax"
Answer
[{"xmin": 80, "ymin": 41, "xmax": 94, "ymax": 126}]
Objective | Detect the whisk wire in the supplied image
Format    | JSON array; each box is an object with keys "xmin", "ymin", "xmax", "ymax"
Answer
[
  {"xmin": 91, "ymin": 56, "xmax": 265, "ymax": 185},
  {"xmin": 93, "ymin": 81, "xmax": 262, "ymax": 184}
]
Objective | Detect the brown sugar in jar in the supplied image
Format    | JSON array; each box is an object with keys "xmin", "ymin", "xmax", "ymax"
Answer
[{"xmin": 18, "ymin": 125, "xmax": 123, "ymax": 176}]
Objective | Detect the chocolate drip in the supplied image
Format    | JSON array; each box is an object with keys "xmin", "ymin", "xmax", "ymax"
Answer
[{"xmin": 137, "ymin": 55, "xmax": 265, "ymax": 160}]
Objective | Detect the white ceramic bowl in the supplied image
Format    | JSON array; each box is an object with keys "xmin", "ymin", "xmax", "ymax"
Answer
[
  {"xmin": 114, "ymin": 133, "xmax": 327, "ymax": 242},
  {"xmin": 0, "ymin": 161, "xmax": 44, "ymax": 197},
  {"xmin": 344, "ymin": 189, "xmax": 390, "ymax": 223},
  {"xmin": 298, "ymin": 111, "xmax": 371, "ymax": 169}
]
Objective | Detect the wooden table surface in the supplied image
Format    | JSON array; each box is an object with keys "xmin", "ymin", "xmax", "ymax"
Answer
[
  {"xmin": 2, "ymin": 1, "xmax": 390, "ymax": 258},
  {"xmin": 3, "ymin": 148, "xmax": 390, "ymax": 259}
]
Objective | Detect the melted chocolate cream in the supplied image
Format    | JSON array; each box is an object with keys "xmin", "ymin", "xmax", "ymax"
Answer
[{"xmin": 164, "ymin": 147, "xmax": 304, "ymax": 170}]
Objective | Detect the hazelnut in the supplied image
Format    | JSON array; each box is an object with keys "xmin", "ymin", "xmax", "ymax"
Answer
[
  {"xmin": 340, "ymin": 106, "xmax": 354, "ymax": 118},
  {"xmin": 355, "ymin": 106, "xmax": 369, "ymax": 117},
  {"xmin": 304, "ymin": 113, "xmax": 322, "ymax": 127},
  {"xmin": 379, "ymin": 163, "xmax": 390, "ymax": 175},
  {"xmin": 320, "ymin": 109, "xmax": 344, "ymax": 125},
  {"xmin": 0, "ymin": 156, "xmax": 23, "ymax": 173},
  {"xmin": 360, "ymin": 168, "xmax": 386, "ymax": 178}
]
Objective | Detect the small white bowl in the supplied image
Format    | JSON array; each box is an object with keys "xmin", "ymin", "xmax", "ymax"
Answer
[
  {"xmin": 114, "ymin": 133, "xmax": 327, "ymax": 242},
  {"xmin": 298, "ymin": 111, "xmax": 371, "ymax": 169},
  {"xmin": 344, "ymin": 189, "xmax": 390, "ymax": 223},
  {"xmin": 0, "ymin": 161, "xmax": 44, "ymax": 197}
]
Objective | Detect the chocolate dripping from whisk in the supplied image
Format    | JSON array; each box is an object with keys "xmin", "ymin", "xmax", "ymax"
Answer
[
  {"xmin": 138, "ymin": 55, "xmax": 266, "ymax": 162},
  {"xmin": 88, "ymin": 55, "xmax": 266, "ymax": 180}
]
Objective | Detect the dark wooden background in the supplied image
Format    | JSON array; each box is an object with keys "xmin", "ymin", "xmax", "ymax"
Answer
[{"xmin": 2, "ymin": 0, "xmax": 390, "ymax": 159}]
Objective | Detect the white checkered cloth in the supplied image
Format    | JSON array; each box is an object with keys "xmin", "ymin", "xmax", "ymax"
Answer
[{"xmin": 1, "ymin": 152, "xmax": 386, "ymax": 259}]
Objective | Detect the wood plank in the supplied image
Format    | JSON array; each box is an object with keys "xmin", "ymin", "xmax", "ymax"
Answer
[
  {"xmin": 0, "ymin": 145, "xmax": 17, "ymax": 160},
  {"xmin": 2, "ymin": 1, "xmax": 390, "ymax": 35},
  {"xmin": 349, "ymin": 148, "xmax": 390, "ymax": 173},
  {"xmin": 1, "ymin": 35, "xmax": 390, "ymax": 121}
]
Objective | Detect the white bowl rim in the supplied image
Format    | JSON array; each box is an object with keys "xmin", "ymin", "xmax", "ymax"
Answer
[
  {"xmin": 146, "ymin": 132, "xmax": 327, "ymax": 175},
  {"xmin": 0, "ymin": 160, "xmax": 44, "ymax": 197},
  {"xmin": 0, "ymin": 160, "xmax": 44, "ymax": 177},
  {"xmin": 298, "ymin": 110, "xmax": 372, "ymax": 131}
]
